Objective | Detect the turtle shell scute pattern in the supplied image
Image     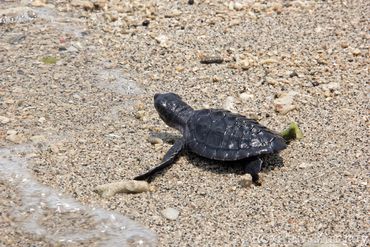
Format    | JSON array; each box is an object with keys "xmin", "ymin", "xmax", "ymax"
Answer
[{"xmin": 186, "ymin": 109, "xmax": 286, "ymax": 161}]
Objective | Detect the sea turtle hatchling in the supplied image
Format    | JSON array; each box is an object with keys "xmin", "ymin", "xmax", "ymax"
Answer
[{"xmin": 134, "ymin": 93, "xmax": 287, "ymax": 185}]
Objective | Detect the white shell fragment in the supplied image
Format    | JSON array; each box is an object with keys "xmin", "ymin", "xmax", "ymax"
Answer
[
  {"xmin": 273, "ymin": 91, "xmax": 298, "ymax": 114},
  {"xmin": 94, "ymin": 180, "xmax": 151, "ymax": 198},
  {"xmin": 161, "ymin": 208, "xmax": 179, "ymax": 220}
]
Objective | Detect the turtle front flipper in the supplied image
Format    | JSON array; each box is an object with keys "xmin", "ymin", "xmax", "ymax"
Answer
[
  {"xmin": 133, "ymin": 139, "xmax": 185, "ymax": 182},
  {"xmin": 243, "ymin": 157, "xmax": 263, "ymax": 186}
]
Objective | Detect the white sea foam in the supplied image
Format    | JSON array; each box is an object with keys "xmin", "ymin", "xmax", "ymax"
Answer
[{"xmin": 0, "ymin": 145, "xmax": 157, "ymax": 246}]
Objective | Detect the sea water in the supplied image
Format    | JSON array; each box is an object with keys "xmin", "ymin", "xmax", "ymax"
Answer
[{"xmin": 0, "ymin": 145, "xmax": 156, "ymax": 246}]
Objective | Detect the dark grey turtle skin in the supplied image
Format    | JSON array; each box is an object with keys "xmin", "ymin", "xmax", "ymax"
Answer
[{"xmin": 134, "ymin": 93, "xmax": 287, "ymax": 185}]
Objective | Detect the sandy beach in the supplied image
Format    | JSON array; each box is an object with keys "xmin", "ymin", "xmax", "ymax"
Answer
[{"xmin": 0, "ymin": 0, "xmax": 369, "ymax": 246}]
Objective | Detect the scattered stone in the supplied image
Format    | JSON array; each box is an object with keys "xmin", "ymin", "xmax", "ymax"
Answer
[
  {"xmin": 175, "ymin": 66, "xmax": 185, "ymax": 72},
  {"xmin": 266, "ymin": 77, "xmax": 278, "ymax": 86},
  {"xmin": 142, "ymin": 20, "xmax": 150, "ymax": 26},
  {"xmin": 161, "ymin": 208, "xmax": 179, "ymax": 220},
  {"xmin": 104, "ymin": 11, "xmax": 119, "ymax": 22},
  {"xmin": 200, "ymin": 56, "xmax": 224, "ymax": 64},
  {"xmin": 239, "ymin": 93, "xmax": 254, "ymax": 103},
  {"xmin": 188, "ymin": 0, "xmax": 194, "ymax": 5},
  {"xmin": 135, "ymin": 110, "xmax": 146, "ymax": 120},
  {"xmin": 237, "ymin": 56, "xmax": 256, "ymax": 70},
  {"xmin": 6, "ymin": 131, "xmax": 26, "ymax": 144},
  {"xmin": 67, "ymin": 46, "xmax": 79, "ymax": 53},
  {"xmin": 212, "ymin": 76, "xmax": 221, "ymax": 82},
  {"xmin": 6, "ymin": 130, "xmax": 17, "ymax": 136},
  {"xmin": 106, "ymin": 133, "xmax": 121, "ymax": 138},
  {"xmin": 147, "ymin": 136, "xmax": 163, "ymax": 145},
  {"xmin": 311, "ymin": 81, "xmax": 319, "ymax": 87},
  {"xmin": 30, "ymin": 135, "xmax": 47, "ymax": 143},
  {"xmin": 49, "ymin": 144, "xmax": 60, "ymax": 153},
  {"xmin": 269, "ymin": 2, "xmax": 283, "ymax": 14},
  {"xmin": 340, "ymin": 41, "xmax": 349, "ymax": 48},
  {"xmin": 94, "ymin": 180, "xmax": 152, "ymax": 198},
  {"xmin": 289, "ymin": 71, "xmax": 299, "ymax": 78},
  {"xmin": 223, "ymin": 96, "xmax": 236, "ymax": 112},
  {"xmin": 322, "ymin": 82, "xmax": 340, "ymax": 96},
  {"xmin": 259, "ymin": 58, "xmax": 278, "ymax": 65},
  {"xmin": 239, "ymin": 58, "xmax": 251, "ymax": 70},
  {"xmin": 31, "ymin": 0, "xmax": 48, "ymax": 7},
  {"xmin": 280, "ymin": 122, "xmax": 304, "ymax": 140},
  {"xmin": 155, "ymin": 35, "xmax": 170, "ymax": 48},
  {"xmin": 38, "ymin": 117, "xmax": 46, "ymax": 124},
  {"xmin": 228, "ymin": 1, "xmax": 235, "ymax": 10},
  {"xmin": 70, "ymin": 0, "xmax": 94, "ymax": 10},
  {"xmin": 273, "ymin": 91, "xmax": 298, "ymax": 114},
  {"xmin": 0, "ymin": 116, "xmax": 10, "ymax": 124},
  {"xmin": 351, "ymin": 48, "xmax": 361, "ymax": 56},
  {"xmin": 298, "ymin": 162, "xmax": 314, "ymax": 169},
  {"xmin": 92, "ymin": 0, "xmax": 107, "ymax": 9},
  {"xmin": 234, "ymin": 2, "xmax": 244, "ymax": 11},
  {"xmin": 164, "ymin": 9, "xmax": 182, "ymax": 18}
]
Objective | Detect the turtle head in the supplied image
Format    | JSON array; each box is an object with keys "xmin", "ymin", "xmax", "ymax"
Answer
[{"xmin": 154, "ymin": 93, "xmax": 193, "ymax": 132}]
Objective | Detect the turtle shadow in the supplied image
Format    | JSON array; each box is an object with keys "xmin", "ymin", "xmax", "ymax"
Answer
[
  {"xmin": 149, "ymin": 132, "xmax": 181, "ymax": 144},
  {"xmin": 184, "ymin": 152, "xmax": 285, "ymax": 176},
  {"xmin": 141, "ymin": 134, "xmax": 285, "ymax": 182}
]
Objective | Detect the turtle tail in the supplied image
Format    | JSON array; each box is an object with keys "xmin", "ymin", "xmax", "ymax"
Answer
[{"xmin": 271, "ymin": 136, "xmax": 288, "ymax": 152}]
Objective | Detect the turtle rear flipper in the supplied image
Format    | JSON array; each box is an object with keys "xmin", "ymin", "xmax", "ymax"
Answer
[
  {"xmin": 134, "ymin": 139, "xmax": 185, "ymax": 182},
  {"xmin": 243, "ymin": 157, "xmax": 263, "ymax": 186}
]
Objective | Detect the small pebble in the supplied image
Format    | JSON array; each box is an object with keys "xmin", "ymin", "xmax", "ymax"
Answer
[
  {"xmin": 31, "ymin": 0, "xmax": 47, "ymax": 7},
  {"xmin": 273, "ymin": 91, "xmax": 298, "ymax": 114},
  {"xmin": 0, "ymin": 116, "xmax": 10, "ymax": 124},
  {"xmin": 259, "ymin": 58, "xmax": 278, "ymax": 65},
  {"xmin": 298, "ymin": 162, "xmax": 314, "ymax": 169},
  {"xmin": 351, "ymin": 48, "xmax": 361, "ymax": 56},
  {"xmin": 188, "ymin": 0, "xmax": 194, "ymax": 5},
  {"xmin": 234, "ymin": 2, "xmax": 243, "ymax": 11},
  {"xmin": 6, "ymin": 130, "xmax": 17, "ymax": 136},
  {"xmin": 30, "ymin": 135, "xmax": 47, "ymax": 143},
  {"xmin": 147, "ymin": 136, "xmax": 163, "ymax": 145},
  {"xmin": 175, "ymin": 66, "xmax": 185, "ymax": 72},
  {"xmin": 161, "ymin": 208, "xmax": 179, "ymax": 220},
  {"xmin": 49, "ymin": 144, "xmax": 60, "ymax": 153},
  {"xmin": 142, "ymin": 20, "xmax": 150, "ymax": 26},
  {"xmin": 223, "ymin": 96, "xmax": 236, "ymax": 112},
  {"xmin": 322, "ymin": 82, "xmax": 340, "ymax": 94},
  {"xmin": 340, "ymin": 42, "xmax": 349, "ymax": 48},
  {"xmin": 289, "ymin": 71, "xmax": 299, "ymax": 78},
  {"xmin": 239, "ymin": 59, "xmax": 250, "ymax": 70},
  {"xmin": 6, "ymin": 132, "xmax": 26, "ymax": 144},
  {"xmin": 200, "ymin": 56, "xmax": 224, "ymax": 64},
  {"xmin": 164, "ymin": 10, "xmax": 182, "ymax": 18},
  {"xmin": 239, "ymin": 93, "xmax": 254, "ymax": 103},
  {"xmin": 155, "ymin": 35, "xmax": 170, "ymax": 48},
  {"xmin": 70, "ymin": 0, "xmax": 94, "ymax": 10},
  {"xmin": 38, "ymin": 117, "xmax": 46, "ymax": 123}
]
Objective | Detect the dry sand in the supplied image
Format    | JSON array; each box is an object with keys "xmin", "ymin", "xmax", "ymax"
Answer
[{"xmin": 0, "ymin": 0, "xmax": 369, "ymax": 246}]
